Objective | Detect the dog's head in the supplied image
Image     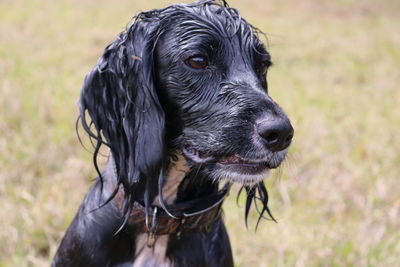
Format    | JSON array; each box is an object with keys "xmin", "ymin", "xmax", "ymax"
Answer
[
  {"xmin": 79, "ymin": 0, "xmax": 293, "ymax": 208},
  {"xmin": 154, "ymin": 3, "xmax": 293, "ymax": 186}
]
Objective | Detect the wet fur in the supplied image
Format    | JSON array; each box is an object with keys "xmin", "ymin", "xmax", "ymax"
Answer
[{"xmin": 53, "ymin": 1, "xmax": 292, "ymax": 266}]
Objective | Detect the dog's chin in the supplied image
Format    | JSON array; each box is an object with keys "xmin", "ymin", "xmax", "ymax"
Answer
[{"xmin": 211, "ymin": 165, "xmax": 270, "ymax": 186}]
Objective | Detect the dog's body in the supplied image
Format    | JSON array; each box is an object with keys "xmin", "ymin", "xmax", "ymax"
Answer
[
  {"xmin": 53, "ymin": 157, "xmax": 234, "ymax": 266},
  {"xmin": 53, "ymin": 1, "xmax": 293, "ymax": 266}
]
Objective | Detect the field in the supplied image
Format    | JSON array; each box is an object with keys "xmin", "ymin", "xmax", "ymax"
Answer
[{"xmin": 1, "ymin": 0, "xmax": 399, "ymax": 266}]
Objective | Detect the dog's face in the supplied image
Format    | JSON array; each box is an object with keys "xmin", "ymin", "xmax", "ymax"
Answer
[{"xmin": 155, "ymin": 5, "xmax": 293, "ymax": 185}]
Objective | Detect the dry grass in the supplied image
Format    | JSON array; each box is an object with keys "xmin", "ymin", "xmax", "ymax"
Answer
[{"xmin": 1, "ymin": 0, "xmax": 399, "ymax": 266}]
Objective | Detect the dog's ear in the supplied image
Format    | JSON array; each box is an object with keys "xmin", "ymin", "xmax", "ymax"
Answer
[{"xmin": 79, "ymin": 15, "xmax": 164, "ymax": 202}]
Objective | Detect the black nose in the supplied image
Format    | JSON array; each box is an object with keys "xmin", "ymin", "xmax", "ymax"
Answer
[{"xmin": 257, "ymin": 119, "xmax": 294, "ymax": 152}]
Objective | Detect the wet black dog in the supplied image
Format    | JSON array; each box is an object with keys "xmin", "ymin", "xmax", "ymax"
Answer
[{"xmin": 53, "ymin": 1, "xmax": 293, "ymax": 266}]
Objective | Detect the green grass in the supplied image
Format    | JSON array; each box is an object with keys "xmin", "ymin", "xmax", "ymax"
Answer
[{"xmin": 1, "ymin": 0, "xmax": 399, "ymax": 266}]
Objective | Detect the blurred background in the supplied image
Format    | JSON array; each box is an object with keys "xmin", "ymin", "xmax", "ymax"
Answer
[{"xmin": 1, "ymin": 0, "xmax": 399, "ymax": 266}]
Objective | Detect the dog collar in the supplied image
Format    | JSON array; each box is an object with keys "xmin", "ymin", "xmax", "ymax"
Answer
[{"xmin": 117, "ymin": 184, "xmax": 231, "ymax": 247}]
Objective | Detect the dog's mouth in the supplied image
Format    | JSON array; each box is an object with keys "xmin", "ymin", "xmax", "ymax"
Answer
[
  {"xmin": 215, "ymin": 155, "xmax": 274, "ymax": 174},
  {"xmin": 182, "ymin": 148, "xmax": 281, "ymax": 176}
]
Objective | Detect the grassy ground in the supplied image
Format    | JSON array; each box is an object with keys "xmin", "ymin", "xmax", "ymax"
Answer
[{"xmin": 1, "ymin": 0, "xmax": 399, "ymax": 266}]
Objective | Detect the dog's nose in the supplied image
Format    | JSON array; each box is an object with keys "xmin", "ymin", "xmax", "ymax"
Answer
[{"xmin": 257, "ymin": 119, "xmax": 294, "ymax": 152}]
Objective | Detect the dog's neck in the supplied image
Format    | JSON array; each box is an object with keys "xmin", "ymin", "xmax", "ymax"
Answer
[
  {"xmin": 153, "ymin": 153, "xmax": 190, "ymax": 205},
  {"xmin": 133, "ymin": 153, "xmax": 189, "ymax": 267},
  {"xmin": 105, "ymin": 151, "xmax": 219, "ymax": 205},
  {"xmin": 104, "ymin": 152, "xmax": 192, "ymax": 205},
  {"xmin": 103, "ymin": 152, "xmax": 221, "ymax": 266}
]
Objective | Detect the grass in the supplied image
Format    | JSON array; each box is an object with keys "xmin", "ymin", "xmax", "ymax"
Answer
[{"xmin": 1, "ymin": 0, "xmax": 399, "ymax": 266}]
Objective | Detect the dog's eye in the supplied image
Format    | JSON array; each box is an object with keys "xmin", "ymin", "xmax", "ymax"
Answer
[
  {"xmin": 260, "ymin": 60, "xmax": 271, "ymax": 76},
  {"xmin": 185, "ymin": 55, "xmax": 208, "ymax": 70},
  {"xmin": 261, "ymin": 65, "xmax": 268, "ymax": 76}
]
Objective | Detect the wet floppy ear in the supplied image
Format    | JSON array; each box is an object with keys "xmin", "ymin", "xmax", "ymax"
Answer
[{"xmin": 79, "ymin": 16, "xmax": 165, "ymax": 209}]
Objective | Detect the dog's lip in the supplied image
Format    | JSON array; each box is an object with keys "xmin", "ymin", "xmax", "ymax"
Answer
[
  {"xmin": 182, "ymin": 147, "xmax": 216, "ymax": 164},
  {"xmin": 216, "ymin": 155, "xmax": 276, "ymax": 169},
  {"xmin": 218, "ymin": 155, "xmax": 269, "ymax": 166},
  {"xmin": 182, "ymin": 148, "xmax": 276, "ymax": 169}
]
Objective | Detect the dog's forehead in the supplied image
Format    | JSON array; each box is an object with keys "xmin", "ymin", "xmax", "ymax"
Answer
[{"xmin": 156, "ymin": 3, "xmax": 264, "ymax": 52}]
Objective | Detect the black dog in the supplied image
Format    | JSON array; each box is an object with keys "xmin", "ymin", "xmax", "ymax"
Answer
[{"xmin": 53, "ymin": 1, "xmax": 293, "ymax": 266}]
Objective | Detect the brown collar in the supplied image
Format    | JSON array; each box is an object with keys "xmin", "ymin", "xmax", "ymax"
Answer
[{"xmin": 115, "ymin": 184, "xmax": 231, "ymax": 247}]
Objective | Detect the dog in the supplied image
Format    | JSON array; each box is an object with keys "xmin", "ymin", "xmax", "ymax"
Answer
[{"xmin": 52, "ymin": 1, "xmax": 294, "ymax": 266}]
